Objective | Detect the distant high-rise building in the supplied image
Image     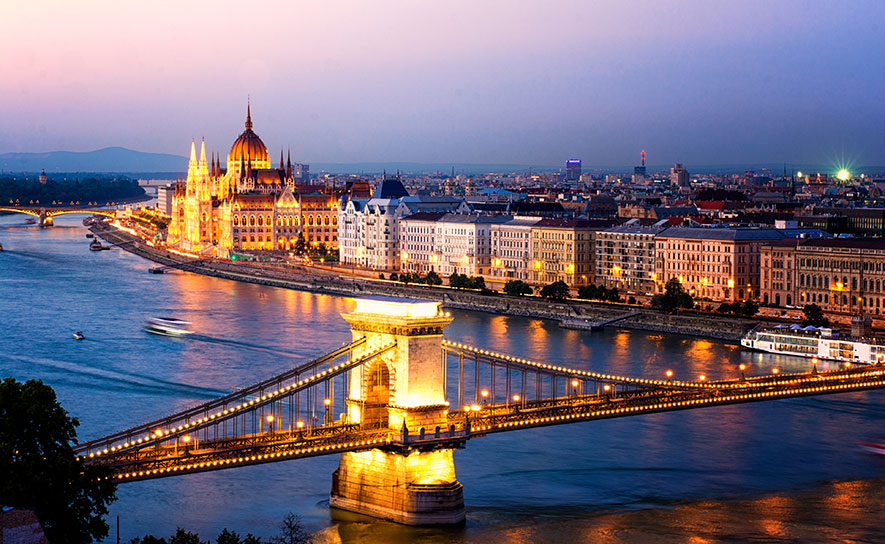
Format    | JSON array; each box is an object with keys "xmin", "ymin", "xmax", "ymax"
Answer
[
  {"xmin": 633, "ymin": 150, "xmax": 647, "ymax": 176},
  {"xmin": 670, "ymin": 163, "xmax": 689, "ymax": 187},
  {"xmin": 38, "ymin": 169, "xmax": 47, "ymax": 184},
  {"xmin": 565, "ymin": 159, "xmax": 582, "ymax": 182}
]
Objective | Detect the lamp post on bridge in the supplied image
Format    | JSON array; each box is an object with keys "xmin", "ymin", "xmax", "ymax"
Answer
[
  {"xmin": 324, "ymin": 397, "xmax": 332, "ymax": 424},
  {"xmin": 266, "ymin": 414, "xmax": 275, "ymax": 436}
]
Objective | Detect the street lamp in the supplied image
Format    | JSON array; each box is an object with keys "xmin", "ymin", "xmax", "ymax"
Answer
[
  {"xmin": 698, "ymin": 375, "xmax": 706, "ymax": 382},
  {"xmin": 481, "ymin": 389, "xmax": 489, "ymax": 405},
  {"xmin": 772, "ymin": 367, "xmax": 779, "ymax": 375},
  {"xmin": 182, "ymin": 435, "xmax": 191, "ymax": 455},
  {"xmin": 571, "ymin": 379, "xmax": 579, "ymax": 397},
  {"xmin": 739, "ymin": 363, "xmax": 746, "ymax": 380},
  {"xmin": 324, "ymin": 398, "xmax": 332, "ymax": 424},
  {"xmin": 665, "ymin": 369, "xmax": 673, "ymax": 381},
  {"xmin": 266, "ymin": 414, "xmax": 275, "ymax": 435}
]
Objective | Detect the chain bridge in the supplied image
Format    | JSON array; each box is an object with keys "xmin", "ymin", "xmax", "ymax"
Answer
[
  {"xmin": 76, "ymin": 297, "xmax": 885, "ymax": 525},
  {"xmin": 0, "ymin": 205, "xmax": 114, "ymax": 226}
]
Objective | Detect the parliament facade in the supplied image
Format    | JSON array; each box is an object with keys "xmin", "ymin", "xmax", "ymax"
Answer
[{"xmin": 168, "ymin": 104, "xmax": 339, "ymax": 256}]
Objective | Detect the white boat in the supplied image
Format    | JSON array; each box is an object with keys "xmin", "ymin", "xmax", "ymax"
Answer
[
  {"xmin": 741, "ymin": 324, "xmax": 885, "ymax": 365},
  {"xmin": 144, "ymin": 317, "xmax": 192, "ymax": 337},
  {"xmin": 73, "ymin": 331, "xmax": 85, "ymax": 340},
  {"xmin": 859, "ymin": 439, "xmax": 885, "ymax": 457}
]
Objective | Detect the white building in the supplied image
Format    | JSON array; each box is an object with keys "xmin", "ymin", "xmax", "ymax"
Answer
[
  {"xmin": 489, "ymin": 217, "xmax": 539, "ymax": 282},
  {"xmin": 399, "ymin": 213, "xmax": 508, "ymax": 276},
  {"xmin": 338, "ymin": 176, "xmax": 468, "ymax": 271},
  {"xmin": 157, "ymin": 184, "xmax": 175, "ymax": 217}
]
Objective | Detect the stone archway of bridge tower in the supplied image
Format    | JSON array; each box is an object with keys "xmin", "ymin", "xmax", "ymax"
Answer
[{"xmin": 360, "ymin": 359, "xmax": 396, "ymax": 429}]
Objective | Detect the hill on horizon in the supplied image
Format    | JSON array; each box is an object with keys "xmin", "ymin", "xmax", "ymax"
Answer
[{"xmin": 0, "ymin": 147, "xmax": 187, "ymax": 173}]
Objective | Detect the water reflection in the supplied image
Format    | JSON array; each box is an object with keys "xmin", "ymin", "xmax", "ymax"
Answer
[{"xmin": 1, "ymin": 215, "xmax": 883, "ymax": 543}]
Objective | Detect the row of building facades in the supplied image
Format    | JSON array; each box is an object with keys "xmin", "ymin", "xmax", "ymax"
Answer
[{"xmin": 163, "ymin": 104, "xmax": 885, "ymax": 319}]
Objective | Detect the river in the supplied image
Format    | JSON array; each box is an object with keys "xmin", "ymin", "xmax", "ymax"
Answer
[{"xmin": 1, "ymin": 214, "xmax": 883, "ymax": 543}]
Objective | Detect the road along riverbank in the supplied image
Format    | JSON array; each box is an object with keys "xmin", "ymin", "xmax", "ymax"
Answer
[{"xmin": 92, "ymin": 223, "xmax": 754, "ymax": 341}]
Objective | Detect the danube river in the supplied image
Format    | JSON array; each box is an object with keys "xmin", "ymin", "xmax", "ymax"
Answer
[{"xmin": 2, "ymin": 215, "xmax": 883, "ymax": 543}]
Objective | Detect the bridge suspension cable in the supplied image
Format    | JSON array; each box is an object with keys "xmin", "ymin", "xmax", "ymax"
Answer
[{"xmin": 75, "ymin": 337, "xmax": 373, "ymax": 457}]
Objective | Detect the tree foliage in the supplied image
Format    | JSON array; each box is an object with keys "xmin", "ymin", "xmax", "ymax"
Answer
[
  {"xmin": 540, "ymin": 280, "xmax": 570, "ymax": 301},
  {"xmin": 217, "ymin": 529, "xmax": 262, "ymax": 544},
  {"xmin": 650, "ymin": 278, "xmax": 694, "ymax": 313},
  {"xmin": 0, "ymin": 378, "xmax": 117, "ymax": 544},
  {"xmin": 577, "ymin": 283, "xmax": 621, "ymax": 302},
  {"xmin": 718, "ymin": 300, "xmax": 759, "ymax": 317},
  {"xmin": 0, "ymin": 175, "xmax": 145, "ymax": 205},
  {"xmin": 802, "ymin": 303, "xmax": 830, "ymax": 327},
  {"xmin": 449, "ymin": 273, "xmax": 485, "ymax": 290},
  {"xmin": 503, "ymin": 280, "xmax": 533, "ymax": 296}
]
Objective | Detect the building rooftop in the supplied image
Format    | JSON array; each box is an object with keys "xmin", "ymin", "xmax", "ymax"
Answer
[{"xmin": 659, "ymin": 227, "xmax": 786, "ymax": 241}]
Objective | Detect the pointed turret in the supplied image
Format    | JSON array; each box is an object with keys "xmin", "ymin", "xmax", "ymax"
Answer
[
  {"xmin": 245, "ymin": 99, "xmax": 253, "ymax": 130},
  {"xmin": 189, "ymin": 139, "xmax": 197, "ymax": 166},
  {"xmin": 280, "ymin": 148, "xmax": 285, "ymax": 171},
  {"xmin": 210, "ymin": 152, "xmax": 216, "ymax": 178},
  {"xmin": 199, "ymin": 138, "xmax": 207, "ymax": 165},
  {"xmin": 286, "ymin": 150, "xmax": 292, "ymax": 178}
]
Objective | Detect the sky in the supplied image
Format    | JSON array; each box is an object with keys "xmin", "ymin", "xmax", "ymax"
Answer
[{"xmin": 1, "ymin": 0, "xmax": 883, "ymax": 167}]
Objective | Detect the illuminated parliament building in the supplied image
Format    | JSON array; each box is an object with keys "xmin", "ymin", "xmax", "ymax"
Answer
[{"xmin": 169, "ymin": 103, "xmax": 339, "ymax": 256}]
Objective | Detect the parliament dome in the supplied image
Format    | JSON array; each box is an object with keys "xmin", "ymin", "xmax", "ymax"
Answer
[{"xmin": 228, "ymin": 103, "xmax": 269, "ymax": 168}]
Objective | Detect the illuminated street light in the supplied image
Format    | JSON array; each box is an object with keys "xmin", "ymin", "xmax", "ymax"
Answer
[
  {"xmin": 836, "ymin": 168, "xmax": 850, "ymax": 182},
  {"xmin": 739, "ymin": 363, "xmax": 746, "ymax": 380},
  {"xmin": 772, "ymin": 368, "xmax": 779, "ymax": 375},
  {"xmin": 666, "ymin": 369, "xmax": 673, "ymax": 381}
]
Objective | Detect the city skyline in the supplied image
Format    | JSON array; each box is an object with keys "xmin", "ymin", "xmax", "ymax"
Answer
[{"xmin": 1, "ymin": 1, "xmax": 884, "ymax": 167}]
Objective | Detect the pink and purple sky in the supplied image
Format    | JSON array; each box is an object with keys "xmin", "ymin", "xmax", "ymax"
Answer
[{"xmin": 1, "ymin": 0, "xmax": 883, "ymax": 166}]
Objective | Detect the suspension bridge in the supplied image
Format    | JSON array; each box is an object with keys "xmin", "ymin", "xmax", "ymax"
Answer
[{"xmin": 76, "ymin": 297, "xmax": 885, "ymax": 525}]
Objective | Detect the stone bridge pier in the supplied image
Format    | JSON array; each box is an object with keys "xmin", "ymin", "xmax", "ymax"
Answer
[
  {"xmin": 38, "ymin": 209, "xmax": 53, "ymax": 227},
  {"xmin": 330, "ymin": 297, "xmax": 465, "ymax": 525}
]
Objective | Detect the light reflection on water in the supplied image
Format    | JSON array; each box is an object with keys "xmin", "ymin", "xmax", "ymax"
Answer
[{"xmin": 1, "ymin": 215, "xmax": 883, "ymax": 543}]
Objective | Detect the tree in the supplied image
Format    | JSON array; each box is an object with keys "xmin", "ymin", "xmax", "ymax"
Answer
[
  {"xmin": 469, "ymin": 276, "xmax": 485, "ymax": 290},
  {"xmin": 0, "ymin": 378, "xmax": 117, "ymax": 544},
  {"xmin": 651, "ymin": 278, "xmax": 694, "ymax": 313},
  {"xmin": 169, "ymin": 528, "xmax": 207, "ymax": 544},
  {"xmin": 540, "ymin": 280, "xmax": 570, "ymax": 301},
  {"xmin": 217, "ymin": 529, "xmax": 262, "ymax": 544},
  {"xmin": 504, "ymin": 280, "xmax": 533, "ymax": 296},
  {"xmin": 271, "ymin": 513, "xmax": 313, "ymax": 544},
  {"xmin": 425, "ymin": 270, "xmax": 442, "ymax": 286},
  {"xmin": 388, "ymin": 272, "xmax": 398, "ymax": 281},
  {"xmin": 802, "ymin": 303, "xmax": 830, "ymax": 327},
  {"xmin": 127, "ymin": 537, "xmax": 167, "ymax": 544},
  {"xmin": 449, "ymin": 273, "xmax": 468, "ymax": 288}
]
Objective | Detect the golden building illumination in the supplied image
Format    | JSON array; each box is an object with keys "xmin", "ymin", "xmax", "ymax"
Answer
[{"xmin": 168, "ymin": 102, "xmax": 340, "ymax": 256}]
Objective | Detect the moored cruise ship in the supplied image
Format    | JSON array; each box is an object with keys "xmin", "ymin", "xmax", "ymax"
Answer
[{"xmin": 741, "ymin": 323, "xmax": 885, "ymax": 365}]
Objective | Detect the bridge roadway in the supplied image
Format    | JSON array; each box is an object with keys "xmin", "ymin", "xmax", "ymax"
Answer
[{"xmin": 79, "ymin": 341, "xmax": 885, "ymax": 483}]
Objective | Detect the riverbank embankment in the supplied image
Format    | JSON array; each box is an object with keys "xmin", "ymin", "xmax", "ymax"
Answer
[{"xmin": 92, "ymin": 224, "xmax": 754, "ymax": 341}]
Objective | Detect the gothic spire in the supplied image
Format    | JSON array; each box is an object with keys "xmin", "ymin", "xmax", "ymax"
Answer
[
  {"xmin": 245, "ymin": 98, "xmax": 252, "ymax": 130},
  {"xmin": 286, "ymin": 150, "xmax": 292, "ymax": 178},
  {"xmin": 189, "ymin": 139, "xmax": 197, "ymax": 165},
  {"xmin": 280, "ymin": 148, "xmax": 285, "ymax": 171}
]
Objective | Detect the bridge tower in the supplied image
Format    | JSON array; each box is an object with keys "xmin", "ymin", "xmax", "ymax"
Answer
[{"xmin": 331, "ymin": 297, "xmax": 464, "ymax": 524}]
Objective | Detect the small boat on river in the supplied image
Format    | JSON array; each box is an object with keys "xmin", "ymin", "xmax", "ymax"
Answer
[
  {"xmin": 73, "ymin": 331, "xmax": 85, "ymax": 340},
  {"xmin": 144, "ymin": 317, "xmax": 192, "ymax": 337},
  {"xmin": 25, "ymin": 218, "xmax": 36, "ymax": 225},
  {"xmin": 859, "ymin": 439, "xmax": 885, "ymax": 457}
]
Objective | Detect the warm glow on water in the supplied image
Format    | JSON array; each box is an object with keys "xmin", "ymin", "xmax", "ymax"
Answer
[{"xmin": 1, "ymin": 216, "xmax": 883, "ymax": 543}]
